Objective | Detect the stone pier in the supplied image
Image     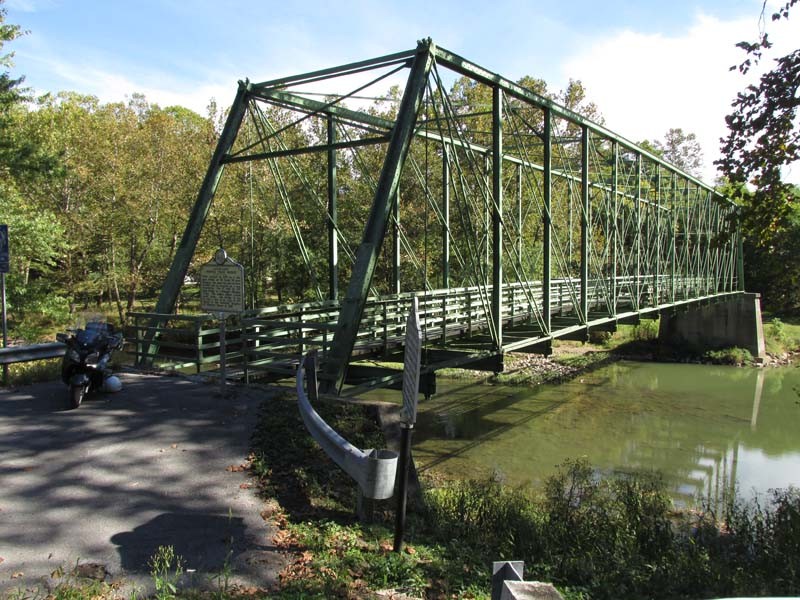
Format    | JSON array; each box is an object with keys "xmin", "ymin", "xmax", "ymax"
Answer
[{"xmin": 658, "ymin": 292, "xmax": 765, "ymax": 358}]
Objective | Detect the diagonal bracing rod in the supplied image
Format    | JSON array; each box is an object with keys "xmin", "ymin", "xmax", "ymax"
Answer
[{"xmin": 320, "ymin": 39, "xmax": 435, "ymax": 394}]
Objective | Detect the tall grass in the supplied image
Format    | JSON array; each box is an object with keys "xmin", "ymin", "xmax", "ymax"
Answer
[{"xmin": 422, "ymin": 459, "xmax": 800, "ymax": 599}]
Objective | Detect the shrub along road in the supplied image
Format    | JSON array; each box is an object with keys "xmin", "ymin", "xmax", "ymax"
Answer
[{"xmin": 0, "ymin": 371, "xmax": 287, "ymax": 596}]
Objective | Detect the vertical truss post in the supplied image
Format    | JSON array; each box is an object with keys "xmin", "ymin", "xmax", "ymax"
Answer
[
  {"xmin": 142, "ymin": 80, "xmax": 250, "ymax": 365},
  {"xmin": 491, "ymin": 86, "xmax": 503, "ymax": 350},
  {"xmin": 580, "ymin": 126, "xmax": 589, "ymax": 323},
  {"xmin": 736, "ymin": 219, "xmax": 745, "ymax": 291},
  {"xmin": 517, "ymin": 164, "xmax": 523, "ymax": 268},
  {"xmin": 393, "ymin": 186, "xmax": 401, "ymax": 295},
  {"xmin": 670, "ymin": 172, "xmax": 677, "ymax": 303},
  {"xmin": 328, "ymin": 116, "xmax": 339, "ymax": 301},
  {"xmin": 442, "ymin": 145, "xmax": 450, "ymax": 288},
  {"xmin": 654, "ymin": 166, "xmax": 661, "ymax": 305},
  {"xmin": 484, "ymin": 155, "xmax": 491, "ymax": 286},
  {"xmin": 684, "ymin": 179, "xmax": 690, "ymax": 298},
  {"xmin": 611, "ymin": 140, "xmax": 618, "ymax": 315},
  {"xmin": 634, "ymin": 153, "xmax": 642, "ymax": 310},
  {"xmin": 542, "ymin": 108, "xmax": 552, "ymax": 334},
  {"xmin": 321, "ymin": 40, "xmax": 434, "ymax": 394}
]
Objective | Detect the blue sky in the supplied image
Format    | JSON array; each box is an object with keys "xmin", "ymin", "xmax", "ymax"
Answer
[{"xmin": 5, "ymin": 0, "xmax": 799, "ymax": 182}]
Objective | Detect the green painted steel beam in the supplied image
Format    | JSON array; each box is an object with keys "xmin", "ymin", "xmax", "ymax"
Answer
[
  {"xmin": 430, "ymin": 45, "xmax": 733, "ymax": 206},
  {"xmin": 491, "ymin": 86, "xmax": 503, "ymax": 350},
  {"xmin": 580, "ymin": 126, "xmax": 589, "ymax": 323},
  {"xmin": 328, "ymin": 116, "xmax": 339, "ymax": 301},
  {"xmin": 141, "ymin": 80, "xmax": 250, "ymax": 365},
  {"xmin": 542, "ymin": 108, "xmax": 552, "ymax": 335},
  {"xmin": 320, "ymin": 39, "xmax": 435, "ymax": 394},
  {"xmin": 252, "ymin": 49, "xmax": 416, "ymax": 88},
  {"xmin": 222, "ymin": 135, "xmax": 390, "ymax": 164},
  {"xmin": 442, "ymin": 145, "xmax": 450, "ymax": 288},
  {"xmin": 250, "ymin": 87, "xmax": 676, "ymax": 212}
]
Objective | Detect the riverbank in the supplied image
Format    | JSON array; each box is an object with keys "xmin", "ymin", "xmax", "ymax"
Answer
[{"xmin": 248, "ymin": 387, "xmax": 800, "ymax": 599}]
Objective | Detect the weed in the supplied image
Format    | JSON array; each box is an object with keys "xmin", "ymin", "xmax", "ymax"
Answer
[
  {"xmin": 148, "ymin": 545, "xmax": 184, "ymax": 600},
  {"xmin": 703, "ymin": 347, "xmax": 753, "ymax": 365},
  {"xmin": 4, "ymin": 358, "xmax": 61, "ymax": 385}
]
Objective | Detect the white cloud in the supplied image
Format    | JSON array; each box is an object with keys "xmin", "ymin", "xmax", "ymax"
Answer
[{"xmin": 562, "ymin": 11, "xmax": 800, "ymax": 184}]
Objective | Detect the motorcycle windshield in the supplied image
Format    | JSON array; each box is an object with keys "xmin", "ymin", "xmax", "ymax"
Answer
[
  {"xmin": 76, "ymin": 321, "xmax": 110, "ymax": 346},
  {"xmin": 76, "ymin": 328, "xmax": 101, "ymax": 345}
]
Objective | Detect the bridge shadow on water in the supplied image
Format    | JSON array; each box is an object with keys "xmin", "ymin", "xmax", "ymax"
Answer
[{"xmin": 413, "ymin": 380, "xmax": 567, "ymax": 474}]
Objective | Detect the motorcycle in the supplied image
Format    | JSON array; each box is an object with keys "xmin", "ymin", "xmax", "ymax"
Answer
[{"xmin": 56, "ymin": 318, "xmax": 124, "ymax": 409}]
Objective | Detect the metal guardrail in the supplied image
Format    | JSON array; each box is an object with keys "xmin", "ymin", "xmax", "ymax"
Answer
[
  {"xmin": 0, "ymin": 342, "xmax": 66, "ymax": 366},
  {"xmin": 296, "ymin": 350, "xmax": 398, "ymax": 500}
]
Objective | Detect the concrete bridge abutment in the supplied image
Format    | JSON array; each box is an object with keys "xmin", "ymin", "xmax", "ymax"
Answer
[{"xmin": 658, "ymin": 293, "xmax": 765, "ymax": 358}]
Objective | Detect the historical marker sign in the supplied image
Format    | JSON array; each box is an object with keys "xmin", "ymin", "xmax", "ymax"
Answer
[
  {"xmin": 0, "ymin": 225, "xmax": 9, "ymax": 274},
  {"xmin": 200, "ymin": 248, "xmax": 245, "ymax": 314}
]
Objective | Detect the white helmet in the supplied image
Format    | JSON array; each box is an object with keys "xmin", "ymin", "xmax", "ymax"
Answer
[{"xmin": 103, "ymin": 375, "xmax": 123, "ymax": 393}]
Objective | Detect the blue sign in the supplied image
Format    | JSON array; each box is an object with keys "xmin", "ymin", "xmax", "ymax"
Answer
[{"xmin": 0, "ymin": 224, "xmax": 8, "ymax": 273}]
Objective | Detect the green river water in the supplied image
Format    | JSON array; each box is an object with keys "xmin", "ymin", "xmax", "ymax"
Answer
[{"xmin": 403, "ymin": 361, "xmax": 800, "ymax": 508}]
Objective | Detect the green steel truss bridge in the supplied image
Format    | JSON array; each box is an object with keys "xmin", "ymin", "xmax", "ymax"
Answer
[{"xmin": 147, "ymin": 39, "xmax": 742, "ymax": 396}]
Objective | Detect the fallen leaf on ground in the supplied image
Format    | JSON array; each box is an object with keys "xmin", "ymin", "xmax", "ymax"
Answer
[
  {"xmin": 171, "ymin": 443, "xmax": 178, "ymax": 449},
  {"xmin": 11, "ymin": 572, "xmax": 23, "ymax": 579},
  {"xmin": 239, "ymin": 482, "xmax": 252, "ymax": 489},
  {"xmin": 405, "ymin": 546, "xmax": 416, "ymax": 555}
]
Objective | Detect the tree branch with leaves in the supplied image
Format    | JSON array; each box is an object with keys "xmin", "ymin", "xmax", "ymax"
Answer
[{"xmin": 716, "ymin": 0, "xmax": 800, "ymax": 239}]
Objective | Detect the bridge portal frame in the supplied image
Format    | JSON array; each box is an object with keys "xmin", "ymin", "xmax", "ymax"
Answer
[{"xmin": 144, "ymin": 39, "xmax": 743, "ymax": 395}]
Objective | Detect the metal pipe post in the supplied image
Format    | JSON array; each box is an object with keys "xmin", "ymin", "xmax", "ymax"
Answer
[{"xmin": 393, "ymin": 423, "xmax": 414, "ymax": 552}]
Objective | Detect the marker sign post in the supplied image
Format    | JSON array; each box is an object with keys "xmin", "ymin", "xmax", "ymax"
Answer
[
  {"xmin": 1, "ymin": 225, "xmax": 8, "ymax": 386},
  {"xmin": 393, "ymin": 297, "xmax": 422, "ymax": 552},
  {"xmin": 200, "ymin": 248, "xmax": 244, "ymax": 395}
]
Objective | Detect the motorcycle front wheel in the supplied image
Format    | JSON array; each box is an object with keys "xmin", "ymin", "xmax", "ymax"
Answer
[{"xmin": 69, "ymin": 384, "xmax": 86, "ymax": 409}]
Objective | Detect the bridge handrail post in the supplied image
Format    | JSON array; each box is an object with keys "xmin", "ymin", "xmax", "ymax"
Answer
[
  {"xmin": 383, "ymin": 300, "xmax": 389, "ymax": 356},
  {"xmin": 467, "ymin": 289, "xmax": 473, "ymax": 338},
  {"xmin": 441, "ymin": 292, "xmax": 447, "ymax": 345}
]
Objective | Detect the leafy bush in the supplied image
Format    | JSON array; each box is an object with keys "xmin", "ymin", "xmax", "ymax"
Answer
[
  {"xmin": 632, "ymin": 319, "xmax": 659, "ymax": 341},
  {"xmin": 703, "ymin": 347, "xmax": 753, "ymax": 365}
]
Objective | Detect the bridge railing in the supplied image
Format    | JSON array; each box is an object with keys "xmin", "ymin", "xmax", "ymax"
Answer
[{"xmin": 127, "ymin": 274, "xmax": 723, "ymax": 379}]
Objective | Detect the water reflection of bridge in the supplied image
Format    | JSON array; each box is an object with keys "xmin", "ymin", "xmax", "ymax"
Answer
[
  {"xmin": 140, "ymin": 39, "xmax": 744, "ymax": 396},
  {"xmin": 408, "ymin": 366, "xmax": 783, "ymax": 508}
]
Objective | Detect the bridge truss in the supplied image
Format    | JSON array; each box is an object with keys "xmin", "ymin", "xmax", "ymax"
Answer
[{"xmin": 150, "ymin": 39, "xmax": 742, "ymax": 395}]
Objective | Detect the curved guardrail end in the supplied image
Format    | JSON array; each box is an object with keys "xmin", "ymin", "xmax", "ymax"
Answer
[{"xmin": 297, "ymin": 350, "xmax": 398, "ymax": 500}]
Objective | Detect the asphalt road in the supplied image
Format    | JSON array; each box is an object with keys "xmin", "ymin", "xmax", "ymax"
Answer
[{"xmin": 0, "ymin": 371, "xmax": 287, "ymax": 596}]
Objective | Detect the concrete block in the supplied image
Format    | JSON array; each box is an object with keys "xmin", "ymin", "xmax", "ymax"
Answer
[{"xmin": 501, "ymin": 580, "xmax": 565, "ymax": 600}]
